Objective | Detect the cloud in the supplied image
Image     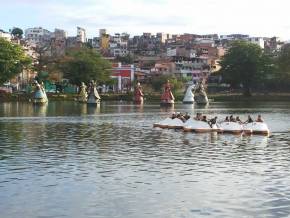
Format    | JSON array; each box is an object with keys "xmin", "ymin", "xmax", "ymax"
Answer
[{"xmin": 1, "ymin": 0, "xmax": 290, "ymax": 39}]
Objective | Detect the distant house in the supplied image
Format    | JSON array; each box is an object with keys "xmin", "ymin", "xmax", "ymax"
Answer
[
  {"xmin": 111, "ymin": 63, "xmax": 135, "ymax": 92},
  {"xmin": 0, "ymin": 29, "xmax": 12, "ymax": 41}
]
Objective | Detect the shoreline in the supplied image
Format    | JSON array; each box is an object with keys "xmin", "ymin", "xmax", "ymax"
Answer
[{"xmin": 0, "ymin": 92, "xmax": 290, "ymax": 102}]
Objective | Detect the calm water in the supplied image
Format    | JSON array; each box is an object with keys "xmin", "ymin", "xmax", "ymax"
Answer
[{"xmin": 0, "ymin": 101, "xmax": 290, "ymax": 218}]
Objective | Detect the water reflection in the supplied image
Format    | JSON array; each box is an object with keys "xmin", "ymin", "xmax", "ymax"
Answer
[
  {"xmin": 33, "ymin": 104, "xmax": 48, "ymax": 117},
  {"xmin": 0, "ymin": 101, "xmax": 290, "ymax": 218},
  {"xmin": 87, "ymin": 104, "xmax": 101, "ymax": 115}
]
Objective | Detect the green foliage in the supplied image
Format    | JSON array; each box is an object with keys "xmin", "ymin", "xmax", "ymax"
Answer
[
  {"xmin": 58, "ymin": 47, "xmax": 112, "ymax": 85},
  {"xmin": 11, "ymin": 27, "xmax": 23, "ymax": 39},
  {"xmin": 276, "ymin": 44, "xmax": 290, "ymax": 84},
  {"xmin": 0, "ymin": 38, "xmax": 32, "ymax": 84},
  {"xmin": 278, "ymin": 44, "xmax": 290, "ymax": 72},
  {"xmin": 151, "ymin": 75, "xmax": 183, "ymax": 92},
  {"xmin": 219, "ymin": 41, "xmax": 273, "ymax": 96}
]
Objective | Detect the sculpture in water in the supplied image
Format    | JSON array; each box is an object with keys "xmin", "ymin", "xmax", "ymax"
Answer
[
  {"xmin": 160, "ymin": 80, "xmax": 175, "ymax": 105},
  {"xmin": 183, "ymin": 84, "xmax": 195, "ymax": 104},
  {"xmin": 78, "ymin": 82, "xmax": 88, "ymax": 103},
  {"xmin": 87, "ymin": 80, "xmax": 101, "ymax": 104},
  {"xmin": 33, "ymin": 81, "xmax": 48, "ymax": 104},
  {"xmin": 194, "ymin": 79, "xmax": 209, "ymax": 104},
  {"xmin": 134, "ymin": 82, "xmax": 144, "ymax": 104}
]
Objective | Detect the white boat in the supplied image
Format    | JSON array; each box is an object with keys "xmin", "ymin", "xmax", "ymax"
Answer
[
  {"xmin": 242, "ymin": 123, "xmax": 253, "ymax": 135},
  {"xmin": 167, "ymin": 118, "xmax": 184, "ymax": 129},
  {"xmin": 219, "ymin": 122, "xmax": 243, "ymax": 134},
  {"xmin": 153, "ymin": 117, "xmax": 172, "ymax": 128},
  {"xmin": 243, "ymin": 122, "xmax": 270, "ymax": 135},
  {"xmin": 183, "ymin": 119, "xmax": 213, "ymax": 133}
]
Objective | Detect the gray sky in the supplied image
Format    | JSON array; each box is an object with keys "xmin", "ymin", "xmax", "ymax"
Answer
[{"xmin": 1, "ymin": 0, "xmax": 290, "ymax": 39}]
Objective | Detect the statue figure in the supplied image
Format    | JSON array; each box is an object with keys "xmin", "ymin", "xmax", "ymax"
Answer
[
  {"xmin": 194, "ymin": 79, "xmax": 209, "ymax": 104},
  {"xmin": 87, "ymin": 80, "xmax": 101, "ymax": 104},
  {"xmin": 183, "ymin": 84, "xmax": 195, "ymax": 104},
  {"xmin": 160, "ymin": 80, "xmax": 175, "ymax": 105},
  {"xmin": 78, "ymin": 82, "xmax": 88, "ymax": 103},
  {"xmin": 134, "ymin": 82, "xmax": 144, "ymax": 104},
  {"xmin": 33, "ymin": 80, "xmax": 48, "ymax": 104}
]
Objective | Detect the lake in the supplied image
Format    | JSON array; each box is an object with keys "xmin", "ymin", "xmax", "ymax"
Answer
[{"xmin": 0, "ymin": 101, "xmax": 290, "ymax": 218}]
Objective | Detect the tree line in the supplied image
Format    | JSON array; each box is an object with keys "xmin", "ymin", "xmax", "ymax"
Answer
[
  {"xmin": 219, "ymin": 41, "xmax": 290, "ymax": 96},
  {"xmin": 1, "ymin": 37, "xmax": 290, "ymax": 96}
]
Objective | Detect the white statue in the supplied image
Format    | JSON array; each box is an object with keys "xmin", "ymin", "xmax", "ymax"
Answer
[
  {"xmin": 183, "ymin": 84, "xmax": 195, "ymax": 104},
  {"xmin": 87, "ymin": 80, "xmax": 101, "ymax": 104},
  {"xmin": 78, "ymin": 82, "xmax": 88, "ymax": 103},
  {"xmin": 33, "ymin": 81, "xmax": 48, "ymax": 104}
]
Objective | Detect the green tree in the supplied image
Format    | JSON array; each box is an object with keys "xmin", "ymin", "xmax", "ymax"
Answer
[
  {"xmin": 0, "ymin": 38, "xmax": 32, "ymax": 85},
  {"xmin": 11, "ymin": 27, "xmax": 23, "ymax": 39},
  {"xmin": 219, "ymin": 41, "xmax": 273, "ymax": 96},
  {"xmin": 58, "ymin": 47, "xmax": 112, "ymax": 85},
  {"xmin": 276, "ymin": 44, "xmax": 290, "ymax": 87},
  {"xmin": 151, "ymin": 75, "xmax": 183, "ymax": 92}
]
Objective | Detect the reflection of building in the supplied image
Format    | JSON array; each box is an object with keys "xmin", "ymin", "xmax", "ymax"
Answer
[{"xmin": 111, "ymin": 63, "xmax": 135, "ymax": 92}]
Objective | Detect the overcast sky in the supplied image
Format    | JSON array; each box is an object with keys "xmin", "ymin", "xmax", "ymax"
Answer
[{"xmin": 1, "ymin": 0, "xmax": 290, "ymax": 40}]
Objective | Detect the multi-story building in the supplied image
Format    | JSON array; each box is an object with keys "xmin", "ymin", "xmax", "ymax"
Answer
[
  {"xmin": 87, "ymin": 37, "xmax": 100, "ymax": 50},
  {"xmin": 53, "ymin": 28, "xmax": 67, "ymax": 39},
  {"xmin": 66, "ymin": 36, "xmax": 82, "ymax": 48},
  {"xmin": 108, "ymin": 33, "xmax": 129, "ymax": 57},
  {"xmin": 173, "ymin": 56, "xmax": 210, "ymax": 83},
  {"xmin": 151, "ymin": 61, "xmax": 175, "ymax": 76},
  {"xmin": 167, "ymin": 46, "xmax": 193, "ymax": 57},
  {"xmin": 264, "ymin": 37, "xmax": 284, "ymax": 53},
  {"xmin": 157, "ymin": 32, "xmax": 171, "ymax": 43},
  {"xmin": 220, "ymin": 34, "xmax": 249, "ymax": 40},
  {"xmin": 77, "ymin": 27, "xmax": 86, "ymax": 43},
  {"xmin": 248, "ymin": 37, "xmax": 265, "ymax": 48},
  {"xmin": 0, "ymin": 29, "xmax": 12, "ymax": 41},
  {"xmin": 50, "ymin": 29, "xmax": 67, "ymax": 57},
  {"xmin": 100, "ymin": 33, "xmax": 110, "ymax": 55},
  {"xmin": 25, "ymin": 27, "xmax": 51, "ymax": 46}
]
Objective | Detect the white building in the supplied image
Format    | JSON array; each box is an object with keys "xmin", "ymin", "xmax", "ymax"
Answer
[
  {"xmin": 112, "ymin": 48, "xmax": 129, "ymax": 57},
  {"xmin": 0, "ymin": 29, "xmax": 11, "ymax": 41},
  {"xmin": 157, "ymin": 32, "xmax": 171, "ymax": 43},
  {"xmin": 248, "ymin": 37, "xmax": 265, "ymax": 49},
  {"xmin": 77, "ymin": 27, "xmax": 86, "ymax": 43},
  {"xmin": 25, "ymin": 27, "xmax": 51, "ymax": 45},
  {"xmin": 167, "ymin": 47, "xmax": 177, "ymax": 57}
]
